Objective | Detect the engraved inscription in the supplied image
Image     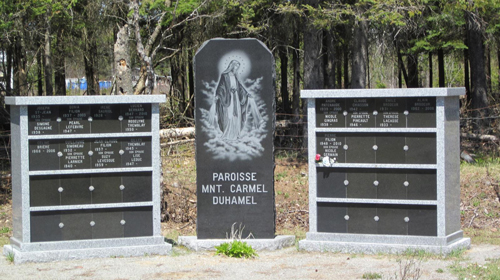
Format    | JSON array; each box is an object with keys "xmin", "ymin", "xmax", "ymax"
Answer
[
  {"xmin": 28, "ymin": 106, "xmax": 58, "ymax": 135},
  {"xmin": 122, "ymin": 104, "xmax": 151, "ymax": 132},
  {"xmin": 122, "ymin": 138, "xmax": 151, "ymax": 167},
  {"xmin": 316, "ymin": 133, "xmax": 345, "ymax": 162},
  {"xmin": 92, "ymin": 138, "xmax": 120, "ymax": 168},
  {"xmin": 316, "ymin": 99, "xmax": 344, "ymax": 128},
  {"xmin": 60, "ymin": 105, "xmax": 91, "ymax": 134},
  {"xmin": 91, "ymin": 104, "xmax": 121, "ymax": 133},
  {"xmin": 346, "ymin": 99, "xmax": 375, "ymax": 127},
  {"xmin": 61, "ymin": 139, "xmax": 88, "ymax": 169},
  {"xmin": 29, "ymin": 140, "xmax": 59, "ymax": 170},
  {"xmin": 376, "ymin": 98, "xmax": 405, "ymax": 128}
]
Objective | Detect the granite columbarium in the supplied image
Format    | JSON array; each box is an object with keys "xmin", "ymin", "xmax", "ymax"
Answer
[
  {"xmin": 3, "ymin": 95, "xmax": 170, "ymax": 264},
  {"xmin": 299, "ymin": 88, "xmax": 471, "ymax": 254}
]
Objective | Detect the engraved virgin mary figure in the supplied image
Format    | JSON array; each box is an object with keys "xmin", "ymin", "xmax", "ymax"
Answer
[{"xmin": 210, "ymin": 60, "xmax": 263, "ymax": 140}]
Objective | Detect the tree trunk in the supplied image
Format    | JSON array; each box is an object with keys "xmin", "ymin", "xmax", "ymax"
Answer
[
  {"xmin": 428, "ymin": 52, "xmax": 433, "ymax": 87},
  {"xmin": 323, "ymin": 30, "xmax": 336, "ymax": 89},
  {"xmin": 44, "ymin": 11, "xmax": 53, "ymax": 96},
  {"xmin": 114, "ymin": 24, "xmax": 133, "ymax": 95},
  {"xmin": 497, "ymin": 45, "xmax": 500, "ymax": 95},
  {"xmin": 438, "ymin": 48, "xmax": 445, "ymax": 87},
  {"xmin": 397, "ymin": 48, "xmax": 409, "ymax": 88},
  {"xmin": 351, "ymin": 20, "xmax": 368, "ymax": 89},
  {"xmin": 54, "ymin": 28, "xmax": 66, "ymax": 96},
  {"xmin": 303, "ymin": 0, "xmax": 323, "ymax": 150},
  {"xmin": 343, "ymin": 46, "xmax": 349, "ymax": 88},
  {"xmin": 37, "ymin": 51, "xmax": 43, "ymax": 96},
  {"xmin": 187, "ymin": 51, "xmax": 194, "ymax": 118},
  {"xmin": 406, "ymin": 52, "xmax": 419, "ymax": 88},
  {"xmin": 485, "ymin": 44, "xmax": 492, "ymax": 94},
  {"xmin": 84, "ymin": 29, "xmax": 100, "ymax": 95},
  {"xmin": 336, "ymin": 45, "xmax": 342, "ymax": 89},
  {"xmin": 13, "ymin": 34, "xmax": 28, "ymax": 96},
  {"xmin": 5, "ymin": 46, "xmax": 13, "ymax": 96},
  {"xmin": 464, "ymin": 44, "xmax": 471, "ymax": 101},
  {"xmin": 280, "ymin": 48, "xmax": 290, "ymax": 114},
  {"xmin": 466, "ymin": 12, "xmax": 489, "ymax": 131},
  {"xmin": 292, "ymin": 29, "xmax": 301, "ymax": 119}
]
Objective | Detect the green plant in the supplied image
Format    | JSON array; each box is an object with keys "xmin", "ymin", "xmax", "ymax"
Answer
[
  {"xmin": 436, "ymin": 268, "xmax": 444, "ymax": 273},
  {"xmin": 275, "ymin": 171, "xmax": 287, "ymax": 181},
  {"xmin": 362, "ymin": 272, "xmax": 382, "ymax": 279},
  {"xmin": 215, "ymin": 240, "xmax": 258, "ymax": 258},
  {"xmin": 0, "ymin": 227, "xmax": 11, "ymax": 234},
  {"xmin": 6, "ymin": 252, "xmax": 14, "ymax": 263}
]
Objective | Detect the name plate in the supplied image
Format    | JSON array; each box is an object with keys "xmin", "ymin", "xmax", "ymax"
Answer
[
  {"xmin": 315, "ymin": 98, "xmax": 436, "ymax": 128},
  {"xmin": 28, "ymin": 104, "xmax": 152, "ymax": 135},
  {"xmin": 29, "ymin": 137, "xmax": 151, "ymax": 170}
]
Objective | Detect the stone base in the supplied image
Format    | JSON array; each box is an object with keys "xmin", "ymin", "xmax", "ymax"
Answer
[
  {"xmin": 3, "ymin": 237, "xmax": 172, "ymax": 264},
  {"xmin": 178, "ymin": 235, "xmax": 295, "ymax": 251},
  {"xmin": 299, "ymin": 231, "xmax": 470, "ymax": 255}
]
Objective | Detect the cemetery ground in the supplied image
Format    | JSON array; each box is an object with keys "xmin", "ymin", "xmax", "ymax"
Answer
[{"xmin": 1, "ymin": 144, "xmax": 500, "ymax": 279}]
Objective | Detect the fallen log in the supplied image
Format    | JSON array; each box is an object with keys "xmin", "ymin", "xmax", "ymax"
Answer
[
  {"xmin": 159, "ymin": 127, "xmax": 195, "ymax": 139},
  {"xmin": 461, "ymin": 133, "xmax": 499, "ymax": 142},
  {"xmin": 160, "ymin": 139, "xmax": 195, "ymax": 147}
]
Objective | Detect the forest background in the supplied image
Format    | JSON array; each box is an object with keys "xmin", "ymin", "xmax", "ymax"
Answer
[{"xmin": 1, "ymin": 0, "xmax": 499, "ymax": 133}]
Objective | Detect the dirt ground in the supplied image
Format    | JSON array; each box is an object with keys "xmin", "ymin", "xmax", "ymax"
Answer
[{"xmin": 1, "ymin": 146, "xmax": 500, "ymax": 279}]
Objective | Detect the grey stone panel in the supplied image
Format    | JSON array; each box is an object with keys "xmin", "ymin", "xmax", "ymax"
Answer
[
  {"xmin": 346, "ymin": 169, "xmax": 376, "ymax": 199},
  {"xmin": 345, "ymin": 134, "xmax": 375, "ymax": 163},
  {"xmin": 376, "ymin": 134, "xmax": 406, "ymax": 163},
  {"xmin": 317, "ymin": 202, "xmax": 347, "ymax": 233},
  {"xmin": 316, "ymin": 168, "xmax": 346, "ymax": 198},
  {"xmin": 91, "ymin": 174, "xmax": 122, "ymax": 204},
  {"xmin": 348, "ymin": 205, "xmax": 378, "ymax": 234},
  {"xmin": 376, "ymin": 169, "xmax": 407, "ymax": 199},
  {"xmin": 377, "ymin": 205, "xmax": 408, "ymax": 235},
  {"xmin": 405, "ymin": 133, "xmax": 436, "ymax": 164},
  {"xmin": 408, "ymin": 206, "xmax": 437, "ymax": 236}
]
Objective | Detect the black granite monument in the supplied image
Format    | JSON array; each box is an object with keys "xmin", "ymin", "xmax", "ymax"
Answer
[{"xmin": 195, "ymin": 38, "xmax": 275, "ymax": 239}]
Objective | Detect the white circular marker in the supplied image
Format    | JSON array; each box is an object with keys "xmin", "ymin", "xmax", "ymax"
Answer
[
  {"xmin": 90, "ymin": 221, "xmax": 95, "ymax": 227},
  {"xmin": 57, "ymin": 117, "xmax": 62, "ymax": 122},
  {"xmin": 343, "ymin": 145, "xmax": 349, "ymax": 150},
  {"xmin": 404, "ymin": 217, "xmax": 410, "ymax": 223},
  {"xmin": 119, "ymin": 185, "xmax": 125, "ymax": 191},
  {"xmin": 120, "ymin": 220, "xmax": 126, "ymax": 225},
  {"xmin": 404, "ymin": 110, "xmax": 409, "ymax": 116},
  {"xmin": 374, "ymin": 216, "xmax": 379, "ymax": 222},
  {"xmin": 119, "ymin": 150, "xmax": 125, "ymax": 155},
  {"xmin": 344, "ymin": 180, "xmax": 349, "ymax": 186},
  {"xmin": 373, "ymin": 145, "xmax": 378, "ymax": 151},
  {"xmin": 89, "ymin": 186, "xmax": 94, "ymax": 192},
  {"xmin": 57, "ymin": 152, "xmax": 63, "ymax": 157},
  {"xmin": 373, "ymin": 180, "xmax": 379, "ymax": 187},
  {"xmin": 118, "ymin": 116, "xmax": 124, "ymax": 121},
  {"xmin": 58, "ymin": 187, "xmax": 63, "ymax": 193},
  {"xmin": 373, "ymin": 111, "xmax": 378, "ymax": 116},
  {"xmin": 403, "ymin": 145, "xmax": 409, "ymax": 151},
  {"xmin": 343, "ymin": 111, "xmax": 348, "ymax": 116},
  {"xmin": 88, "ymin": 151, "xmax": 94, "ymax": 156},
  {"xmin": 88, "ymin": 117, "xmax": 93, "ymax": 122},
  {"xmin": 404, "ymin": 181, "xmax": 410, "ymax": 187},
  {"xmin": 344, "ymin": 215, "xmax": 350, "ymax": 221},
  {"xmin": 59, "ymin": 223, "xmax": 64, "ymax": 228}
]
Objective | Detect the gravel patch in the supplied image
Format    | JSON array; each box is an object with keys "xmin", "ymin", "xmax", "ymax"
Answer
[{"xmin": 2, "ymin": 244, "xmax": 500, "ymax": 279}]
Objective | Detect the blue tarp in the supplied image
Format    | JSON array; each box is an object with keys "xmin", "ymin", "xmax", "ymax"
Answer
[{"xmin": 66, "ymin": 79, "xmax": 112, "ymax": 90}]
